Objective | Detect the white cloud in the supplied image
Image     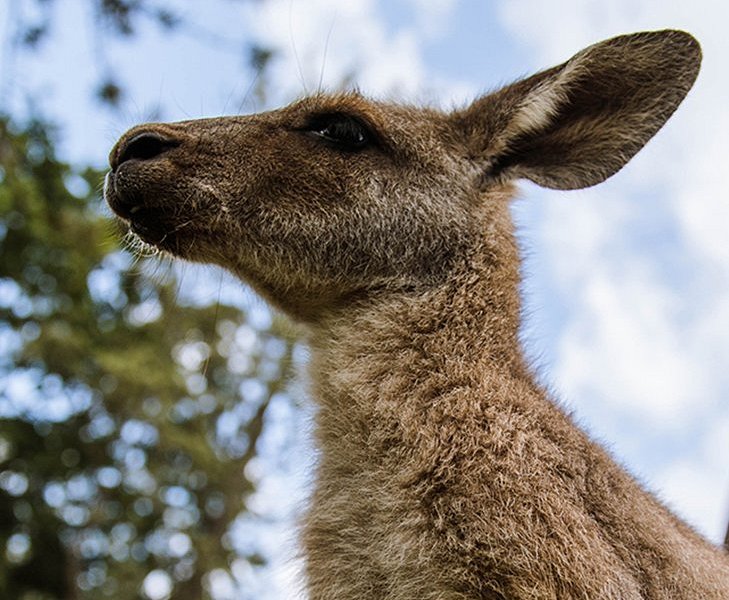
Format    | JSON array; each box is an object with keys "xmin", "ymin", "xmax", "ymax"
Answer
[
  {"xmin": 244, "ymin": 0, "xmax": 424, "ymax": 102},
  {"xmin": 557, "ymin": 265, "xmax": 712, "ymax": 424},
  {"xmin": 402, "ymin": 0, "xmax": 459, "ymax": 39},
  {"xmin": 242, "ymin": 0, "xmax": 474, "ymax": 107},
  {"xmin": 674, "ymin": 124, "xmax": 729, "ymax": 267},
  {"xmin": 656, "ymin": 415, "xmax": 729, "ymax": 538}
]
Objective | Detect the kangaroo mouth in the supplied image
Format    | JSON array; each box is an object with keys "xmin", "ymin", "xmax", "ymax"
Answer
[
  {"xmin": 126, "ymin": 208, "xmax": 173, "ymax": 245},
  {"xmin": 104, "ymin": 171, "xmax": 178, "ymax": 248}
]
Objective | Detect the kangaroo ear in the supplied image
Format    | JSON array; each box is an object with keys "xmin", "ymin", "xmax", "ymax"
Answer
[{"xmin": 453, "ymin": 30, "xmax": 701, "ymax": 190}]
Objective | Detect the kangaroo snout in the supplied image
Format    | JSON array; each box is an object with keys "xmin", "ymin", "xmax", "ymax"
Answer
[{"xmin": 105, "ymin": 125, "xmax": 190, "ymax": 248}]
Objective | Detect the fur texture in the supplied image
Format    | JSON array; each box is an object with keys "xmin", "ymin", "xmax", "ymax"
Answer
[{"xmin": 105, "ymin": 30, "xmax": 729, "ymax": 598}]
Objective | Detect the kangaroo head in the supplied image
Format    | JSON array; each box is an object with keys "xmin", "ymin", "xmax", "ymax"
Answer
[{"xmin": 105, "ymin": 30, "xmax": 700, "ymax": 322}]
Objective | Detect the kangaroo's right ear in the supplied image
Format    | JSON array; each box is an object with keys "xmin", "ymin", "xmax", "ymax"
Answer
[{"xmin": 452, "ymin": 30, "xmax": 701, "ymax": 191}]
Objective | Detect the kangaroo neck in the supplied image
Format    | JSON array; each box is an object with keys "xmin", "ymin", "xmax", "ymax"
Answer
[{"xmin": 307, "ymin": 244, "xmax": 530, "ymax": 428}]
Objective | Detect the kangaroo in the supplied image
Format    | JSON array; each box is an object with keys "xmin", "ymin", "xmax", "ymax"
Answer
[{"xmin": 105, "ymin": 30, "xmax": 729, "ymax": 599}]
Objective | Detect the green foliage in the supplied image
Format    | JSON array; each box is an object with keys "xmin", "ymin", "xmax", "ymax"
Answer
[{"xmin": 0, "ymin": 117, "xmax": 298, "ymax": 599}]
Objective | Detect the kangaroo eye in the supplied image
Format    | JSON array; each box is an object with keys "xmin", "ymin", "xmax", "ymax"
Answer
[{"xmin": 308, "ymin": 114, "xmax": 371, "ymax": 151}]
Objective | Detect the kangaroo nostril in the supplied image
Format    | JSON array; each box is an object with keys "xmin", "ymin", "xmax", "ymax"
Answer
[{"xmin": 114, "ymin": 132, "xmax": 179, "ymax": 169}]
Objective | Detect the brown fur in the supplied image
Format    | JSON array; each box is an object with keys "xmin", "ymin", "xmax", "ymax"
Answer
[{"xmin": 105, "ymin": 30, "xmax": 729, "ymax": 598}]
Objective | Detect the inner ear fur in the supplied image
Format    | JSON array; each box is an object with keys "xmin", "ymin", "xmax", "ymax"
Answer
[{"xmin": 453, "ymin": 30, "xmax": 702, "ymax": 190}]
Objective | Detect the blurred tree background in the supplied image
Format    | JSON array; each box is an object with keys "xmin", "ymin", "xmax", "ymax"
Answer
[{"xmin": 0, "ymin": 1, "xmax": 300, "ymax": 598}]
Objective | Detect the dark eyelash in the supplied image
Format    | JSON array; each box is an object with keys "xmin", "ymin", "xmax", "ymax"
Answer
[{"xmin": 305, "ymin": 113, "xmax": 373, "ymax": 151}]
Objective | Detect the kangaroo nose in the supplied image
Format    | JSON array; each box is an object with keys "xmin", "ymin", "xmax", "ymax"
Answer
[{"xmin": 110, "ymin": 130, "xmax": 180, "ymax": 170}]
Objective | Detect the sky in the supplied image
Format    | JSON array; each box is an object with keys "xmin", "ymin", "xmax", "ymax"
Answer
[{"xmin": 1, "ymin": 1, "xmax": 728, "ymax": 598}]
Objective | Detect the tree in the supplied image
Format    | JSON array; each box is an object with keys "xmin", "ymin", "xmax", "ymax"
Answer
[
  {"xmin": 0, "ymin": 3, "xmax": 297, "ymax": 598},
  {"xmin": 0, "ymin": 115, "xmax": 299, "ymax": 599}
]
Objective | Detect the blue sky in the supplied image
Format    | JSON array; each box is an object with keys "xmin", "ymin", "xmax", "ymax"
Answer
[{"xmin": 2, "ymin": 1, "xmax": 728, "ymax": 597}]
